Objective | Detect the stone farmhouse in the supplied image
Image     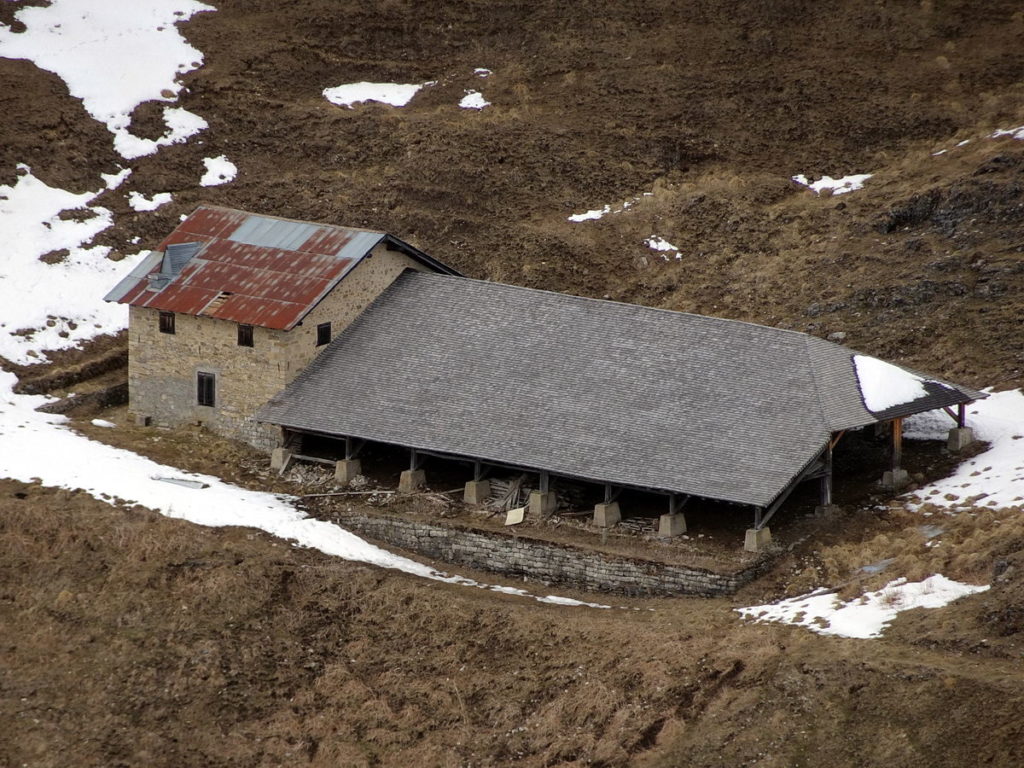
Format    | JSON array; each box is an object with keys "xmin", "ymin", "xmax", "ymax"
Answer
[
  {"xmin": 107, "ymin": 206, "xmax": 983, "ymax": 551},
  {"xmin": 103, "ymin": 205, "xmax": 458, "ymax": 448}
]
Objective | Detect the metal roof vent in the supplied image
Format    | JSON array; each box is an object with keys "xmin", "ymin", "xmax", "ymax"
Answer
[{"xmin": 164, "ymin": 241, "xmax": 201, "ymax": 275}]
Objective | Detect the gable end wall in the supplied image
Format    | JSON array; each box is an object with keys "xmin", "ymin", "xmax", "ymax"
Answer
[{"xmin": 127, "ymin": 244, "xmax": 426, "ymax": 449}]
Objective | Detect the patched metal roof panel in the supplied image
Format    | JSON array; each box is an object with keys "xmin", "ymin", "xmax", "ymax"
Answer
[{"xmin": 104, "ymin": 205, "xmax": 445, "ymax": 330}]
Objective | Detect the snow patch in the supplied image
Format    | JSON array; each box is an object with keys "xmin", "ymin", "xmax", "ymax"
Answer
[
  {"xmin": 323, "ymin": 81, "xmax": 432, "ymax": 108},
  {"xmin": 567, "ymin": 192, "xmax": 652, "ymax": 222},
  {"xmin": 0, "ymin": 369, "xmax": 608, "ymax": 610},
  {"xmin": 474, "ymin": 68, "xmax": 492, "ymax": 78},
  {"xmin": 200, "ymin": 155, "xmax": 238, "ymax": 186},
  {"xmin": 907, "ymin": 389, "xmax": 1024, "ymax": 510},
  {"xmin": 0, "ymin": 0, "xmax": 214, "ymax": 158},
  {"xmin": 737, "ymin": 575, "xmax": 989, "ymax": 639},
  {"xmin": 91, "ymin": 419, "xmax": 117, "ymax": 428},
  {"xmin": 101, "ymin": 168, "xmax": 132, "ymax": 190},
  {"xmin": 459, "ymin": 90, "xmax": 490, "ymax": 110},
  {"xmin": 645, "ymin": 236, "xmax": 681, "ymax": 260},
  {"xmin": 114, "ymin": 106, "xmax": 208, "ymax": 160},
  {"xmin": 0, "ymin": 165, "xmax": 143, "ymax": 364},
  {"xmin": 127, "ymin": 190, "xmax": 172, "ymax": 212},
  {"xmin": 792, "ymin": 173, "xmax": 872, "ymax": 195},
  {"xmin": 991, "ymin": 125, "xmax": 1024, "ymax": 141},
  {"xmin": 853, "ymin": 354, "xmax": 929, "ymax": 413}
]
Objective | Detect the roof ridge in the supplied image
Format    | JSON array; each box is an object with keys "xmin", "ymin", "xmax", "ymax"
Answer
[
  {"xmin": 801, "ymin": 334, "xmax": 839, "ymax": 433},
  {"xmin": 406, "ymin": 271, "xmax": 825, "ymax": 342},
  {"xmin": 192, "ymin": 203, "xmax": 389, "ymax": 237}
]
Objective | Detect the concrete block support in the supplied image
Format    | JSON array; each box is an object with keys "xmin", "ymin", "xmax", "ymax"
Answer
[
  {"xmin": 881, "ymin": 468, "xmax": 910, "ymax": 490},
  {"xmin": 134, "ymin": 414, "xmax": 151, "ymax": 427},
  {"xmin": 270, "ymin": 448, "xmax": 291, "ymax": 472},
  {"xmin": 335, "ymin": 459, "xmax": 362, "ymax": 485},
  {"xmin": 463, "ymin": 479, "xmax": 491, "ymax": 505},
  {"xmin": 814, "ymin": 504, "xmax": 841, "ymax": 518},
  {"xmin": 529, "ymin": 490, "xmax": 558, "ymax": 519},
  {"xmin": 947, "ymin": 427, "xmax": 975, "ymax": 452},
  {"xmin": 399, "ymin": 469, "xmax": 426, "ymax": 493},
  {"xmin": 744, "ymin": 527, "xmax": 772, "ymax": 553},
  {"xmin": 593, "ymin": 502, "xmax": 621, "ymax": 528},
  {"xmin": 658, "ymin": 512, "xmax": 687, "ymax": 538}
]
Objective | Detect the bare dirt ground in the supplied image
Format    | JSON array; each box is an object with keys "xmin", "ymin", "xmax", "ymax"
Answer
[{"xmin": 4, "ymin": 0, "xmax": 1024, "ymax": 764}]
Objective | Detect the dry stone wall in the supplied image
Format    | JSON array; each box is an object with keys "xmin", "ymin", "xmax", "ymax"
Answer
[{"xmin": 336, "ymin": 511, "xmax": 772, "ymax": 597}]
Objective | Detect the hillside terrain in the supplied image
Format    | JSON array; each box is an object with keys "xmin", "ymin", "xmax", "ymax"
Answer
[{"xmin": 2, "ymin": 0, "xmax": 1024, "ymax": 765}]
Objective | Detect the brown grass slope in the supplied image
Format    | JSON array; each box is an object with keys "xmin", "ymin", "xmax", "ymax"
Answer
[{"xmin": 3, "ymin": 481, "xmax": 1024, "ymax": 768}]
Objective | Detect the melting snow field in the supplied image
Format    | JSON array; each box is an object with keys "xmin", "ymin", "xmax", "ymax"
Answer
[
  {"xmin": 0, "ymin": 0, "xmax": 214, "ymax": 158},
  {"xmin": 792, "ymin": 173, "xmax": 872, "ymax": 195},
  {"xmin": 737, "ymin": 575, "xmax": 989, "ymax": 639},
  {"xmin": 459, "ymin": 90, "xmax": 491, "ymax": 110},
  {"xmin": 0, "ymin": 166, "xmax": 144, "ymax": 364},
  {"xmin": 906, "ymin": 389, "xmax": 1024, "ymax": 510}
]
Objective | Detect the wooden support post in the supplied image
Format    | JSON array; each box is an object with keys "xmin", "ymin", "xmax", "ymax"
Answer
[
  {"xmin": 820, "ymin": 442, "xmax": 833, "ymax": 507},
  {"xmin": 539, "ymin": 470, "xmax": 550, "ymax": 494},
  {"xmin": 473, "ymin": 460, "xmax": 483, "ymax": 482},
  {"xmin": 754, "ymin": 506, "xmax": 763, "ymax": 530},
  {"xmin": 345, "ymin": 436, "xmax": 353, "ymax": 460},
  {"xmin": 892, "ymin": 418, "xmax": 903, "ymax": 472},
  {"xmin": 957, "ymin": 403, "xmax": 966, "ymax": 429}
]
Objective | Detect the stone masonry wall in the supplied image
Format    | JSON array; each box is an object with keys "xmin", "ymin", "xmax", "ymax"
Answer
[
  {"xmin": 128, "ymin": 245, "xmax": 426, "ymax": 449},
  {"xmin": 336, "ymin": 511, "xmax": 772, "ymax": 597}
]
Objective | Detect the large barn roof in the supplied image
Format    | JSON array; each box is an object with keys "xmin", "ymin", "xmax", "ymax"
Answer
[
  {"xmin": 104, "ymin": 205, "xmax": 458, "ymax": 330},
  {"xmin": 257, "ymin": 272, "xmax": 984, "ymax": 508}
]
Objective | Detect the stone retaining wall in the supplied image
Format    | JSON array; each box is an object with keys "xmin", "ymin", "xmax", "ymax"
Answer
[{"xmin": 336, "ymin": 511, "xmax": 772, "ymax": 597}]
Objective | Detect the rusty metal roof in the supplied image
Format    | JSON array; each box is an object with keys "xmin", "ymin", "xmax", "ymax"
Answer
[{"xmin": 104, "ymin": 205, "xmax": 458, "ymax": 330}]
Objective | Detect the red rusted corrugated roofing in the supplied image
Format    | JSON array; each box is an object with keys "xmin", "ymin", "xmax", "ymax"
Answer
[{"xmin": 109, "ymin": 205, "xmax": 390, "ymax": 330}]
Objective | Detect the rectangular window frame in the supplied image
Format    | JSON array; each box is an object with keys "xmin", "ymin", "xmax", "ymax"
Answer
[
  {"xmin": 197, "ymin": 371, "xmax": 216, "ymax": 407},
  {"xmin": 316, "ymin": 322, "xmax": 331, "ymax": 347},
  {"xmin": 159, "ymin": 311, "xmax": 175, "ymax": 335},
  {"xmin": 237, "ymin": 323, "xmax": 254, "ymax": 347}
]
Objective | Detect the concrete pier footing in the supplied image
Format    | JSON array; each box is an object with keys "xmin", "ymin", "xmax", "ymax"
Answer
[
  {"xmin": 270, "ymin": 448, "xmax": 291, "ymax": 472},
  {"xmin": 334, "ymin": 459, "xmax": 362, "ymax": 484},
  {"xmin": 399, "ymin": 469, "xmax": 426, "ymax": 493},
  {"xmin": 658, "ymin": 512, "xmax": 687, "ymax": 538},
  {"xmin": 529, "ymin": 490, "xmax": 558, "ymax": 518},
  {"xmin": 463, "ymin": 479, "xmax": 491, "ymax": 505},
  {"xmin": 744, "ymin": 527, "xmax": 772, "ymax": 552},
  {"xmin": 593, "ymin": 502, "xmax": 621, "ymax": 528},
  {"xmin": 947, "ymin": 427, "xmax": 975, "ymax": 452},
  {"xmin": 881, "ymin": 468, "xmax": 910, "ymax": 490}
]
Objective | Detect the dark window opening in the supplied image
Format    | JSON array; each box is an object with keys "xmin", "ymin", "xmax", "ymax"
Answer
[
  {"xmin": 159, "ymin": 311, "xmax": 175, "ymax": 334},
  {"xmin": 237, "ymin": 324, "xmax": 254, "ymax": 347},
  {"xmin": 316, "ymin": 322, "xmax": 331, "ymax": 347},
  {"xmin": 197, "ymin": 372, "xmax": 216, "ymax": 407}
]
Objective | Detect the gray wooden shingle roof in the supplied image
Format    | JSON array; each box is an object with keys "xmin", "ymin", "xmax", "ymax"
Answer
[{"xmin": 257, "ymin": 272, "xmax": 983, "ymax": 508}]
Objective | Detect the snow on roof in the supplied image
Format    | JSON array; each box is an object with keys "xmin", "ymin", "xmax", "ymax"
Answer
[{"xmin": 853, "ymin": 354, "xmax": 931, "ymax": 412}]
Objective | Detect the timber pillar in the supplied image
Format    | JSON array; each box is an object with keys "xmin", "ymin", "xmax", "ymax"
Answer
[
  {"xmin": 593, "ymin": 502, "xmax": 621, "ymax": 528},
  {"xmin": 881, "ymin": 417, "xmax": 909, "ymax": 490}
]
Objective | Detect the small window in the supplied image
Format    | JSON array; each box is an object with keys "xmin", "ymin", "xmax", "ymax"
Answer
[
  {"xmin": 197, "ymin": 372, "xmax": 216, "ymax": 407},
  {"xmin": 237, "ymin": 324, "xmax": 254, "ymax": 347},
  {"xmin": 159, "ymin": 311, "xmax": 175, "ymax": 334},
  {"xmin": 316, "ymin": 322, "xmax": 331, "ymax": 347}
]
